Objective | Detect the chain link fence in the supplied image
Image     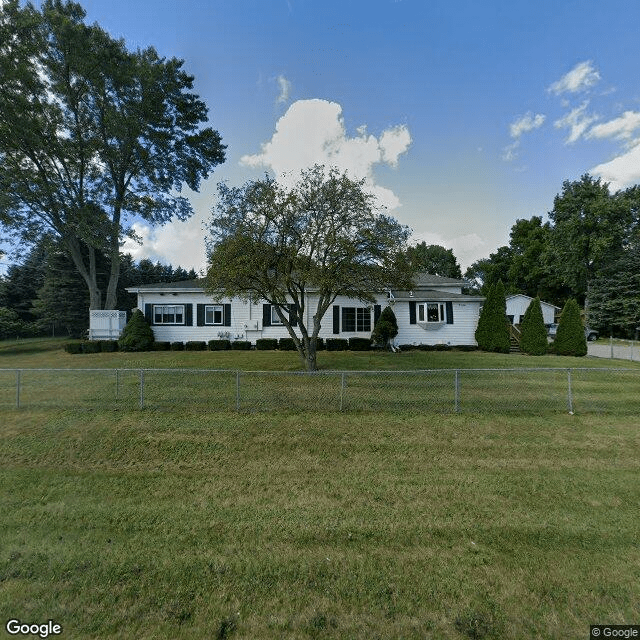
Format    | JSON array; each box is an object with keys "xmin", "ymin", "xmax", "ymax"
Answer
[{"xmin": 1, "ymin": 367, "xmax": 639, "ymax": 414}]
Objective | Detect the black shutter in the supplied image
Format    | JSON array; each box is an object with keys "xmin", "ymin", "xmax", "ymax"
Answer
[
  {"xmin": 145, "ymin": 304, "xmax": 153, "ymax": 325},
  {"xmin": 446, "ymin": 301, "xmax": 454, "ymax": 324},
  {"xmin": 224, "ymin": 303, "xmax": 232, "ymax": 326},
  {"xmin": 288, "ymin": 303, "xmax": 298, "ymax": 327},
  {"xmin": 333, "ymin": 305, "xmax": 340, "ymax": 334},
  {"xmin": 263, "ymin": 304, "xmax": 271, "ymax": 327},
  {"xmin": 374, "ymin": 304, "xmax": 381, "ymax": 327},
  {"xmin": 197, "ymin": 304, "xmax": 205, "ymax": 326},
  {"xmin": 185, "ymin": 304, "xmax": 193, "ymax": 326},
  {"xmin": 409, "ymin": 301, "xmax": 416, "ymax": 324}
]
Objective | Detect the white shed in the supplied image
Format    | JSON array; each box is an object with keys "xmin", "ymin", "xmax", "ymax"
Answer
[{"xmin": 506, "ymin": 294, "xmax": 558, "ymax": 326}]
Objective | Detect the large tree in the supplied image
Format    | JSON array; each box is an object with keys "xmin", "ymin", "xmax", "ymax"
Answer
[
  {"xmin": 405, "ymin": 242, "xmax": 462, "ymax": 279},
  {"xmin": 205, "ymin": 165, "xmax": 415, "ymax": 371},
  {"xmin": 0, "ymin": 0, "xmax": 225, "ymax": 310}
]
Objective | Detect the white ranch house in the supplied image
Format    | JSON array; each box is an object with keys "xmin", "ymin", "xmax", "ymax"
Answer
[
  {"xmin": 505, "ymin": 294, "xmax": 559, "ymax": 326},
  {"xmin": 125, "ymin": 274, "xmax": 484, "ymax": 347}
]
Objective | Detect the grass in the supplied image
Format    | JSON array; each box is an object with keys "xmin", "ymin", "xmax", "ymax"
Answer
[
  {"xmin": 1, "ymin": 339, "xmax": 639, "ymax": 638},
  {"xmin": 1, "ymin": 409, "xmax": 639, "ymax": 639}
]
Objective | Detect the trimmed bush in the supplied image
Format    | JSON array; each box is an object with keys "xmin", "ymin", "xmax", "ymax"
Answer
[
  {"xmin": 98, "ymin": 340, "xmax": 118, "ymax": 352},
  {"xmin": 231, "ymin": 340, "xmax": 251, "ymax": 350},
  {"xmin": 118, "ymin": 309, "xmax": 155, "ymax": 352},
  {"xmin": 82, "ymin": 341, "xmax": 101, "ymax": 354},
  {"xmin": 278, "ymin": 337, "xmax": 297, "ymax": 351},
  {"xmin": 434, "ymin": 343, "xmax": 451, "ymax": 351},
  {"xmin": 170, "ymin": 341, "xmax": 185, "ymax": 351},
  {"xmin": 186, "ymin": 341, "xmax": 207, "ymax": 351},
  {"xmin": 256, "ymin": 338, "xmax": 278, "ymax": 350},
  {"xmin": 325, "ymin": 338, "xmax": 348, "ymax": 351},
  {"xmin": 553, "ymin": 298, "xmax": 587, "ymax": 356},
  {"xmin": 475, "ymin": 280, "xmax": 510, "ymax": 353},
  {"xmin": 64, "ymin": 341, "xmax": 84, "ymax": 354},
  {"xmin": 152, "ymin": 341, "xmax": 171, "ymax": 351},
  {"xmin": 349, "ymin": 337, "xmax": 372, "ymax": 351},
  {"xmin": 208, "ymin": 339, "xmax": 231, "ymax": 351},
  {"xmin": 519, "ymin": 297, "xmax": 548, "ymax": 355},
  {"xmin": 315, "ymin": 338, "xmax": 325, "ymax": 351},
  {"xmin": 371, "ymin": 306, "xmax": 399, "ymax": 350}
]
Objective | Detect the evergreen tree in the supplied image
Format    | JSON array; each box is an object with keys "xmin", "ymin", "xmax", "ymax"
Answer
[
  {"xmin": 519, "ymin": 297, "xmax": 548, "ymax": 355},
  {"xmin": 371, "ymin": 305, "xmax": 399, "ymax": 350},
  {"xmin": 118, "ymin": 309, "xmax": 154, "ymax": 351},
  {"xmin": 475, "ymin": 280, "xmax": 510, "ymax": 353},
  {"xmin": 553, "ymin": 298, "xmax": 587, "ymax": 356}
]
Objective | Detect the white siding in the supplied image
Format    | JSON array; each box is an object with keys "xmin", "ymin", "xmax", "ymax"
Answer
[{"xmin": 506, "ymin": 295, "xmax": 556, "ymax": 325}]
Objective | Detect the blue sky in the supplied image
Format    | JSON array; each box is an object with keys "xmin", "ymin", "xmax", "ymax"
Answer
[{"xmin": 17, "ymin": 0, "xmax": 640, "ymax": 272}]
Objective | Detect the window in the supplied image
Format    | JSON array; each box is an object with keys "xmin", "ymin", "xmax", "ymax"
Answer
[
  {"xmin": 342, "ymin": 307, "xmax": 371, "ymax": 332},
  {"xmin": 153, "ymin": 305, "xmax": 184, "ymax": 325},
  {"xmin": 271, "ymin": 306, "xmax": 284, "ymax": 325},
  {"xmin": 417, "ymin": 302, "xmax": 445, "ymax": 323},
  {"xmin": 205, "ymin": 305, "xmax": 224, "ymax": 325}
]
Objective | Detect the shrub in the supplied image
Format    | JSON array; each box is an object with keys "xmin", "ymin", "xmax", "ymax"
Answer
[
  {"xmin": 434, "ymin": 343, "xmax": 451, "ymax": 351},
  {"xmin": 315, "ymin": 337, "xmax": 325, "ymax": 351},
  {"xmin": 371, "ymin": 306, "xmax": 399, "ymax": 350},
  {"xmin": 152, "ymin": 341, "xmax": 171, "ymax": 351},
  {"xmin": 208, "ymin": 339, "xmax": 230, "ymax": 351},
  {"xmin": 170, "ymin": 341, "xmax": 184, "ymax": 351},
  {"xmin": 475, "ymin": 280, "xmax": 510, "ymax": 353},
  {"xmin": 278, "ymin": 337, "xmax": 297, "ymax": 351},
  {"xmin": 118, "ymin": 309, "xmax": 155, "ymax": 352},
  {"xmin": 256, "ymin": 338, "xmax": 278, "ymax": 350},
  {"xmin": 185, "ymin": 341, "xmax": 207, "ymax": 351},
  {"xmin": 82, "ymin": 341, "xmax": 101, "ymax": 354},
  {"xmin": 98, "ymin": 340, "xmax": 118, "ymax": 352},
  {"xmin": 231, "ymin": 340, "xmax": 251, "ymax": 350},
  {"xmin": 349, "ymin": 337, "xmax": 372, "ymax": 351},
  {"xmin": 64, "ymin": 341, "xmax": 84, "ymax": 354},
  {"xmin": 553, "ymin": 298, "xmax": 587, "ymax": 356},
  {"xmin": 519, "ymin": 297, "xmax": 548, "ymax": 355},
  {"xmin": 325, "ymin": 338, "xmax": 348, "ymax": 351}
]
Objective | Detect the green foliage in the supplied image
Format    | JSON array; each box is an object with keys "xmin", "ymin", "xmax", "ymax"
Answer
[
  {"xmin": 325, "ymin": 338, "xmax": 348, "ymax": 351},
  {"xmin": 170, "ymin": 342, "xmax": 185, "ymax": 351},
  {"xmin": 475, "ymin": 281, "xmax": 510, "ymax": 353},
  {"xmin": 348, "ymin": 337, "xmax": 372, "ymax": 351},
  {"xmin": 98, "ymin": 340, "xmax": 118, "ymax": 352},
  {"xmin": 256, "ymin": 338, "xmax": 278, "ymax": 350},
  {"xmin": 405, "ymin": 242, "xmax": 462, "ymax": 278},
  {"xmin": 230, "ymin": 341, "xmax": 251, "ymax": 350},
  {"xmin": 118, "ymin": 309, "xmax": 155, "ymax": 352},
  {"xmin": 152, "ymin": 342, "xmax": 171, "ymax": 351},
  {"xmin": 64, "ymin": 341, "xmax": 83, "ymax": 354},
  {"xmin": 208, "ymin": 339, "xmax": 230, "ymax": 351},
  {"xmin": 206, "ymin": 165, "xmax": 415, "ymax": 370},
  {"xmin": 0, "ymin": 307, "xmax": 22, "ymax": 339},
  {"xmin": 185, "ymin": 341, "xmax": 207, "ymax": 351},
  {"xmin": 553, "ymin": 299, "xmax": 587, "ymax": 356},
  {"xmin": 519, "ymin": 297, "xmax": 548, "ymax": 355},
  {"xmin": 278, "ymin": 337, "xmax": 297, "ymax": 351},
  {"xmin": 371, "ymin": 305, "xmax": 399, "ymax": 350},
  {"xmin": 82, "ymin": 341, "xmax": 102, "ymax": 354}
]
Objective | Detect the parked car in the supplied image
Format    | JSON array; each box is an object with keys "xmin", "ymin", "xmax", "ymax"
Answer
[{"xmin": 546, "ymin": 323, "xmax": 599, "ymax": 341}]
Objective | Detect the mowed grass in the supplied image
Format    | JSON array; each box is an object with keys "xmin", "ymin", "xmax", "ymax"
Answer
[{"xmin": 0, "ymin": 408, "xmax": 639, "ymax": 639}]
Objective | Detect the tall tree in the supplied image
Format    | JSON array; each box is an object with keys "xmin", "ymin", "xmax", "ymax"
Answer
[
  {"xmin": 518, "ymin": 297, "xmax": 548, "ymax": 356},
  {"xmin": 405, "ymin": 243, "xmax": 462, "ymax": 278},
  {"xmin": 205, "ymin": 165, "xmax": 415, "ymax": 371},
  {"xmin": 0, "ymin": 0, "xmax": 225, "ymax": 310},
  {"xmin": 474, "ymin": 280, "xmax": 510, "ymax": 353}
]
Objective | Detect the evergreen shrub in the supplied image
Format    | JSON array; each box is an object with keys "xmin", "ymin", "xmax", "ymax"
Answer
[
  {"xmin": 170, "ymin": 341, "xmax": 184, "ymax": 351},
  {"xmin": 475, "ymin": 280, "xmax": 510, "ymax": 353},
  {"xmin": 186, "ymin": 341, "xmax": 207, "ymax": 351},
  {"xmin": 82, "ymin": 341, "xmax": 101, "ymax": 354},
  {"xmin": 152, "ymin": 341, "xmax": 171, "ymax": 351},
  {"xmin": 371, "ymin": 306, "xmax": 399, "ymax": 349},
  {"xmin": 231, "ymin": 340, "xmax": 251, "ymax": 350},
  {"xmin": 256, "ymin": 338, "xmax": 278, "ymax": 350},
  {"xmin": 278, "ymin": 337, "xmax": 296, "ymax": 351},
  {"xmin": 99, "ymin": 340, "xmax": 118, "ymax": 352},
  {"xmin": 519, "ymin": 297, "xmax": 548, "ymax": 355},
  {"xmin": 348, "ymin": 337, "xmax": 372, "ymax": 351},
  {"xmin": 64, "ymin": 341, "xmax": 83, "ymax": 354},
  {"xmin": 118, "ymin": 309, "xmax": 155, "ymax": 352},
  {"xmin": 553, "ymin": 299, "xmax": 587, "ymax": 356},
  {"xmin": 208, "ymin": 339, "xmax": 230, "ymax": 351},
  {"xmin": 325, "ymin": 338, "xmax": 348, "ymax": 351}
]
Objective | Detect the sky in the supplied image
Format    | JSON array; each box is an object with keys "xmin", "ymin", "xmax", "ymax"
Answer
[{"xmin": 9, "ymin": 0, "xmax": 640, "ymax": 273}]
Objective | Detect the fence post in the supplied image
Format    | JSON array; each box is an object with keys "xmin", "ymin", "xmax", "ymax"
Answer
[
  {"xmin": 16, "ymin": 370, "xmax": 21, "ymax": 409},
  {"xmin": 139, "ymin": 369, "xmax": 144, "ymax": 409},
  {"xmin": 631, "ymin": 341, "xmax": 634, "ymax": 362},
  {"xmin": 567, "ymin": 369, "xmax": 574, "ymax": 414},
  {"xmin": 610, "ymin": 336, "xmax": 614, "ymax": 359},
  {"xmin": 339, "ymin": 372, "xmax": 346, "ymax": 412},
  {"xmin": 454, "ymin": 369, "xmax": 460, "ymax": 413},
  {"xmin": 235, "ymin": 371, "xmax": 240, "ymax": 411},
  {"xmin": 115, "ymin": 369, "xmax": 119, "ymax": 400}
]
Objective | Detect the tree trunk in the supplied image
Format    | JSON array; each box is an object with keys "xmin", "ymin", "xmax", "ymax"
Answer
[
  {"xmin": 104, "ymin": 211, "xmax": 121, "ymax": 310},
  {"xmin": 66, "ymin": 237, "xmax": 102, "ymax": 310}
]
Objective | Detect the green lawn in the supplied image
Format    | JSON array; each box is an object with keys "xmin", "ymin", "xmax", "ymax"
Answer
[{"xmin": 1, "ymin": 339, "xmax": 639, "ymax": 638}]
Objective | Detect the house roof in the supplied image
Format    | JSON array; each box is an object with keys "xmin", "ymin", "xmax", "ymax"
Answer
[{"xmin": 505, "ymin": 294, "xmax": 560, "ymax": 309}]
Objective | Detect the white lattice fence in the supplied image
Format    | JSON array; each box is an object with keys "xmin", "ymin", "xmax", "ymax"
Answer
[{"xmin": 88, "ymin": 310, "xmax": 127, "ymax": 340}]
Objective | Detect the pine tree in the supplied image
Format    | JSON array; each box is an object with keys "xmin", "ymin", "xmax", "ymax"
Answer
[
  {"xmin": 371, "ymin": 305, "xmax": 399, "ymax": 350},
  {"xmin": 118, "ymin": 309, "xmax": 155, "ymax": 352},
  {"xmin": 553, "ymin": 298, "xmax": 587, "ymax": 356},
  {"xmin": 519, "ymin": 297, "xmax": 548, "ymax": 355},
  {"xmin": 475, "ymin": 280, "xmax": 510, "ymax": 353}
]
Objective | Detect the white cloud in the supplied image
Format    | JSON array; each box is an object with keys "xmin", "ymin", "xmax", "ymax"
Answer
[
  {"xmin": 240, "ymin": 99, "xmax": 412, "ymax": 210},
  {"xmin": 509, "ymin": 112, "xmax": 546, "ymax": 139},
  {"xmin": 591, "ymin": 141, "xmax": 640, "ymax": 192},
  {"xmin": 554, "ymin": 101, "xmax": 599, "ymax": 144},
  {"xmin": 587, "ymin": 110, "xmax": 640, "ymax": 142},
  {"xmin": 548, "ymin": 60, "xmax": 601, "ymax": 95},
  {"xmin": 275, "ymin": 74, "xmax": 291, "ymax": 105}
]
